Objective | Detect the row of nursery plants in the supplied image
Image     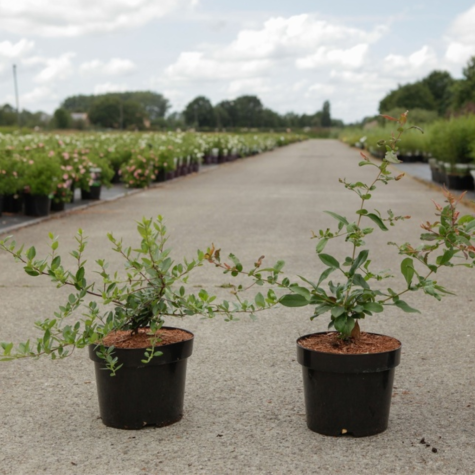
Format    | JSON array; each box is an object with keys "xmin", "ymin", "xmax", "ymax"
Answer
[
  {"xmin": 0, "ymin": 131, "xmax": 305, "ymax": 217},
  {"xmin": 339, "ymin": 114, "xmax": 475, "ymax": 190},
  {"xmin": 1, "ymin": 112, "xmax": 475, "ymax": 436}
]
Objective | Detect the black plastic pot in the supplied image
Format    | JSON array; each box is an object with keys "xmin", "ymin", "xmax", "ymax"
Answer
[
  {"xmin": 0, "ymin": 194, "xmax": 3, "ymax": 216},
  {"xmin": 297, "ymin": 332, "xmax": 401, "ymax": 437},
  {"xmin": 89, "ymin": 327, "xmax": 194, "ymax": 430},
  {"xmin": 24, "ymin": 194, "xmax": 51, "ymax": 217},
  {"xmin": 155, "ymin": 169, "xmax": 166, "ymax": 182},
  {"xmin": 3, "ymin": 193, "xmax": 23, "ymax": 213},
  {"xmin": 81, "ymin": 185, "xmax": 102, "ymax": 200},
  {"xmin": 445, "ymin": 174, "xmax": 474, "ymax": 191},
  {"xmin": 51, "ymin": 200, "xmax": 65, "ymax": 212}
]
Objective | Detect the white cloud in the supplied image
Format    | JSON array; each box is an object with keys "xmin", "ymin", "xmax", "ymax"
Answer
[
  {"xmin": 217, "ymin": 15, "xmax": 385, "ymax": 61},
  {"xmin": 296, "ymin": 44, "xmax": 369, "ymax": 69},
  {"xmin": 163, "ymin": 14, "xmax": 387, "ymax": 86},
  {"xmin": 80, "ymin": 58, "xmax": 137, "ymax": 76},
  {"xmin": 33, "ymin": 53, "xmax": 75, "ymax": 83},
  {"xmin": 382, "ymin": 46, "xmax": 437, "ymax": 78},
  {"xmin": 164, "ymin": 51, "xmax": 272, "ymax": 81},
  {"xmin": 21, "ymin": 86, "xmax": 56, "ymax": 106},
  {"xmin": 307, "ymin": 83, "xmax": 336, "ymax": 96},
  {"xmin": 0, "ymin": 39, "xmax": 35, "ymax": 59},
  {"xmin": 93, "ymin": 82, "xmax": 128, "ymax": 94},
  {"xmin": 227, "ymin": 78, "xmax": 271, "ymax": 96},
  {"xmin": 0, "ymin": 0, "xmax": 195, "ymax": 37},
  {"xmin": 445, "ymin": 5, "xmax": 475, "ymax": 64}
]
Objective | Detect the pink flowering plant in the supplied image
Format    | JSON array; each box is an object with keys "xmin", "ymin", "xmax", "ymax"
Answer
[
  {"xmin": 120, "ymin": 151, "xmax": 156, "ymax": 188},
  {"xmin": 0, "ymin": 154, "xmax": 25, "ymax": 196},
  {"xmin": 23, "ymin": 153, "xmax": 62, "ymax": 196}
]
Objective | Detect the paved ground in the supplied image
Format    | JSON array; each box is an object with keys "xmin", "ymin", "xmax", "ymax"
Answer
[{"xmin": 0, "ymin": 140, "xmax": 474, "ymax": 475}]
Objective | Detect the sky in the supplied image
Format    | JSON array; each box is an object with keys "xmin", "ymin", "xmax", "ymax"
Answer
[{"xmin": 0, "ymin": 0, "xmax": 475, "ymax": 123}]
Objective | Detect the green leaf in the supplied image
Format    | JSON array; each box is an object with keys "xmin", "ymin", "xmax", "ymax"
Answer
[
  {"xmin": 394, "ymin": 300, "xmax": 420, "ymax": 313},
  {"xmin": 316, "ymin": 238, "xmax": 328, "ymax": 254},
  {"xmin": 465, "ymin": 219, "xmax": 475, "ymax": 231},
  {"xmin": 298, "ymin": 275, "xmax": 317, "ymax": 289},
  {"xmin": 324, "ymin": 211, "xmax": 349, "ymax": 225},
  {"xmin": 458, "ymin": 215, "xmax": 474, "ymax": 225},
  {"xmin": 331, "ymin": 306, "xmax": 346, "ymax": 318},
  {"xmin": 26, "ymin": 246, "xmax": 36, "ymax": 260},
  {"xmin": 76, "ymin": 267, "xmax": 85, "ymax": 281},
  {"xmin": 319, "ymin": 254, "xmax": 340, "ymax": 269},
  {"xmin": 333, "ymin": 315, "xmax": 355, "ymax": 337},
  {"xmin": 366, "ymin": 213, "xmax": 389, "ymax": 231},
  {"xmin": 24, "ymin": 267, "xmax": 40, "ymax": 277},
  {"xmin": 436, "ymin": 249, "xmax": 455, "ymax": 266},
  {"xmin": 273, "ymin": 260, "xmax": 285, "ymax": 272},
  {"xmin": 384, "ymin": 150, "xmax": 401, "ymax": 163},
  {"xmin": 255, "ymin": 292, "xmax": 266, "ymax": 308},
  {"xmin": 400, "ymin": 257, "xmax": 415, "ymax": 287},
  {"xmin": 317, "ymin": 267, "xmax": 336, "ymax": 286},
  {"xmin": 289, "ymin": 285, "xmax": 311, "ymax": 301},
  {"xmin": 420, "ymin": 233, "xmax": 438, "ymax": 241},
  {"xmin": 279, "ymin": 294, "xmax": 309, "ymax": 307},
  {"xmin": 51, "ymin": 256, "xmax": 61, "ymax": 270},
  {"xmin": 352, "ymin": 273, "xmax": 369, "ymax": 289},
  {"xmin": 363, "ymin": 302, "xmax": 384, "ymax": 313},
  {"xmin": 349, "ymin": 249, "xmax": 369, "ymax": 275}
]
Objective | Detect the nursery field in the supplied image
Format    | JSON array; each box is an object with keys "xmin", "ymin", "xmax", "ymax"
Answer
[
  {"xmin": 0, "ymin": 130, "xmax": 305, "ymax": 218},
  {"xmin": 0, "ymin": 138, "xmax": 474, "ymax": 474},
  {"xmin": 340, "ymin": 114, "xmax": 475, "ymax": 192}
]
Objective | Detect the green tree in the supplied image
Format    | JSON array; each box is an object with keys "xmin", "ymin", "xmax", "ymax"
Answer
[
  {"xmin": 88, "ymin": 97, "xmax": 145, "ymax": 129},
  {"xmin": 422, "ymin": 70, "xmax": 454, "ymax": 116},
  {"xmin": 0, "ymin": 104, "xmax": 17, "ymax": 126},
  {"xmin": 379, "ymin": 82, "xmax": 437, "ymax": 113},
  {"xmin": 452, "ymin": 56, "xmax": 475, "ymax": 111},
  {"xmin": 53, "ymin": 108, "xmax": 72, "ymax": 129},
  {"xmin": 321, "ymin": 101, "xmax": 331, "ymax": 127},
  {"xmin": 183, "ymin": 96, "xmax": 216, "ymax": 128},
  {"xmin": 233, "ymin": 95, "xmax": 263, "ymax": 127},
  {"xmin": 61, "ymin": 95, "xmax": 95, "ymax": 112},
  {"xmin": 215, "ymin": 100, "xmax": 238, "ymax": 128}
]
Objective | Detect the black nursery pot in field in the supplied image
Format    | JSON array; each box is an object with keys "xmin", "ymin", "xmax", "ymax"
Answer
[
  {"xmin": 445, "ymin": 174, "xmax": 474, "ymax": 191},
  {"xmin": 297, "ymin": 332, "xmax": 401, "ymax": 437},
  {"xmin": 24, "ymin": 194, "xmax": 50, "ymax": 217},
  {"xmin": 89, "ymin": 328, "xmax": 194, "ymax": 430},
  {"xmin": 81, "ymin": 185, "xmax": 102, "ymax": 200},
  {"xmin": 50, "ymin": 200, "xmax": 65, "ymax": 212},
  {"xmin": 3, "ymin": 193, "xmax": 23, "ymax": 213}
]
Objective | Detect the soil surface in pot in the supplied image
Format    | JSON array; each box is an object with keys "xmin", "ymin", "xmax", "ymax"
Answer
[
  {"xmin": 102, "ymin": 328, "xmax": 192, "ymax": 349},
  {"xmin": 299, "ymin": 332, "xmax": 400, "ymax": 355}
]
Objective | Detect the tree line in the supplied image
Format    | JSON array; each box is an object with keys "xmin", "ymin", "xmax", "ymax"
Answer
[
  {"xmin": 0, "ymin": 90, "xmax": 339, "ymax": 131},
  {"xmin": 376, "ymin": 55, "xmax": 475, "ymax": 123},
  {"xmin": 2, "ymin": 54, "xmax": 474, "ymax": 130}
]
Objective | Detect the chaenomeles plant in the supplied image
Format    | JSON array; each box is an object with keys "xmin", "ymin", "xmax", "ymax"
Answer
[
  {"xmin": 0, "ymin": 216, "xmax": 281, "ymax": 374},
  {"xmin": 206, "ymin": 111, "xmax": 475, "ymax": 341}
]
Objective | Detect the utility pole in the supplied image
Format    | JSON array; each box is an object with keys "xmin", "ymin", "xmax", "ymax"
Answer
[{"xmin": 12, "ymin": 64, "xmax": 20, "ymax": 129}]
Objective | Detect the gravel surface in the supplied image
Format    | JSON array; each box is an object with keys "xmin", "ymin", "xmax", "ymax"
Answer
[{"xmin": 1, "ymin": 140, "xmax": 474, "ymax": 475}]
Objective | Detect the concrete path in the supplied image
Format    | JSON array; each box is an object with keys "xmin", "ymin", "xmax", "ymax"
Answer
[{"xmin": 0, "ymin": 140, "xmax": 474, "ymax": 475}]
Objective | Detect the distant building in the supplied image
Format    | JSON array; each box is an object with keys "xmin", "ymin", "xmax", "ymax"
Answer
[{"xmin": 71, "ymin": 112, "xmax": 89, "ymax": 124}]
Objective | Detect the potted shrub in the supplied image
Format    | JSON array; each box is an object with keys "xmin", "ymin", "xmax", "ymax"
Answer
[
  {"xmin": 0, "ymin": 154, "xmax": 25, "ymax": 216},
  {"xmin": 23, "ymin": 153, "xmax": 62, "ymax": 217},
  {"xmin": 0, "ymin": 216, "xmax": 278, "ymax": 429},
  {"xmin": 206, "ymin": 112, "xmax": 475, "ymax": 437}
]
